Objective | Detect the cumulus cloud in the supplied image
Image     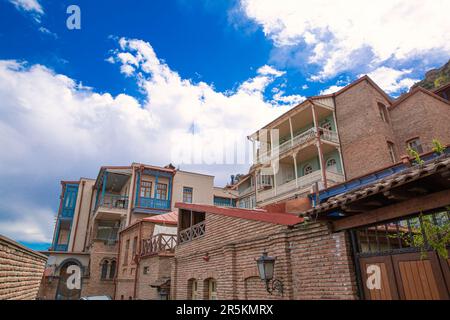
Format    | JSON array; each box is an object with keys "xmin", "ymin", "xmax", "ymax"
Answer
[
  {"xmin": 363, "ymin": 67, "xmax": 419, "ymax": 95},
  {"xmin": 238, "ymin": 0, "xmax": 450, "ymax": 80},
  {"xmin": 319, "ymin": 85, "xmax": 345, "ymax": 95},
  {"xmin": 0, "ymin": 39, "xmax": 297, "ymax": 242},
  {"xmin": 9, "ymin": 0, "xmax": 44, "ymax": 21}
]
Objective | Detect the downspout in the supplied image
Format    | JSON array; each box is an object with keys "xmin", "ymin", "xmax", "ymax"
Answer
[
  {"xmin": 133, "ymin": 221, "xmax": 143, "ymax": 299},
  {"xmin": 82, "ymin": 185, "xmax": 95, "ymax": 251},
  {"xmin": 71, "ymin": 180, "xmax": 86, "ymax": 251},
  {"xmin": 128, "ymin": 167, "xmax": 138, "ymax": 226},
  {"xmin": 332, "ymin": 94, "xmax": 348, "ymax": 180},
  {"xmin": 114, "ymin": 228, "xmax": 122, "ymax": 300}
]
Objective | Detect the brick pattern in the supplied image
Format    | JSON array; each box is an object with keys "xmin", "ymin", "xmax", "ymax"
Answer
[
  {"xmin": 172, "ymin": 213, "xmax": 358, "ymax": 300},
  {"xmin": 137, "ymin": 254, "xmax": 173, "ymax": 300},
  {"xmin": 0, "ymin": 235, "xmax": 47, "ymax": 300}
]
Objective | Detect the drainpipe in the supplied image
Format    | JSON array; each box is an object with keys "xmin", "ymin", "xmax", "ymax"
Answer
[
  {"xmin": 71, "ymin": 180, "xmax": 86, "ymax": 251},
  {"xmin": 114, "ymin": 229, "xmax": 122, "ymax": 300},
  {"xmin": 133, "ymin": 221, "xmax": 143, "ymax": 299},
  {"xmin": 82, "ymin": 185, "xmax": 95, "ymax": 251}
]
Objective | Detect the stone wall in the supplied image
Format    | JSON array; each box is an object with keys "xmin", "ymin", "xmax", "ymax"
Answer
[{"xmin": 0, "ymin": 235, "xmax": 47, "ymax": 300}]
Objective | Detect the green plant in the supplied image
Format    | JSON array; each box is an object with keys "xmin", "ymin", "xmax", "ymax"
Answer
[
  {"xmin": 407, "ymin": 147, "xmax": 424, "ymax": 165},
  {"xmin": 432, "ymin": 139, "xmax": 445, "ymax": 155},
  {"xmin": 401, "ymin": 212, "xmax": 450, "ymax": 260}
]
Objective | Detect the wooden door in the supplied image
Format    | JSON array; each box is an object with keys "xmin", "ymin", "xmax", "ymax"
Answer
[
  {"xmin": 392, "ymin": 252, "xmax": 449, "ymax": 300},
  {"xmin": 359, "ymin": 256, "xmax": 399, "ymax": 300}
]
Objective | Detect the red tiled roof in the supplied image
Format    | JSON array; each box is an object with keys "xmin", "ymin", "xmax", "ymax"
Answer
[
  {"xmin": 143, "ymin": 211, "xmax": 178, "ymax": 225},
  {"xmin": 175, "ymin": 203, "xmax": 303, "ymax": 226}
]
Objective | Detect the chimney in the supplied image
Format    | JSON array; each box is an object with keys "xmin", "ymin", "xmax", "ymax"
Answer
[{"xmin": 231, "ymin": 175, "xmax": 235, "ymax": 185}]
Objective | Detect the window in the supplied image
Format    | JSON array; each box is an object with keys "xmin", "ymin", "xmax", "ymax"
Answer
[
  {"xmin": 326, "ymin": 158, "xmax": 337, "ymax": 172},
  {"xmin": 208, "ymin": 279, "xmax": 217, "ymax": 300},
  {"xmin": 156, "ymin": 183, "xmax": 167, "ymax": 200},
  {"xmin": 96, "ymin": 221, "xmax": 119, "ymax": 241},
  {"xmin": 387, "ymin": 142, "xmax": 396, "ymax": 163},
  {"xmin": 378, "ymin": 103, "xmax": 389, "ymax": 123},
  {"xmin": 101, "ymin": 260, "xmax": 108, "ymax": 279},
  {"xmin": 183, "ymin": 187, "xmax": 193, "ymax": 203},
  {"xmin": 303, "ymin": 164, "xmax": 313, "ymax": 176},
  {"xmin": 132, "ymin": 236, "xmax": 138, "ymax": 261},
  {"xmin": 109, "ymin": 260, "xmax": 116, "ymax": 279},
  {"xmin": 140, "ymin": 181, "xmax": 152, "ymax": 198},
  {"xmin": 407, "ymin": 138, "xmax": 424, "ymax": 154},
  {"xmin": 143, "ymin": 266, "xmax": 149, "ymax": 274},
  {"xmin": 189, "ymin": 279, "xmax": 198, "ymax": 300},
  {"xmin": 123, "ymin": 239, "xmax": 130, "ymax": 265}
]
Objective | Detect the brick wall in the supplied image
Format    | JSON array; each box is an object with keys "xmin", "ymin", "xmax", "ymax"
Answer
[
  {"xmin": 390, "ymin": 90, "xmax": 450, "ymax": 155},
  {"xmin": 335, "ymin": 79, "xmax": 397, "ymax": 179},
  {"xmin": 0, "ymin": 235, "xmax": 47, "ymax": 300},
  {"xmin": 137, "ymin": 254, "xmax": 173, "ymax": 300},
  {"xmin": 172, "ymin": 213, "xmax": 358, "ymax": 300}
]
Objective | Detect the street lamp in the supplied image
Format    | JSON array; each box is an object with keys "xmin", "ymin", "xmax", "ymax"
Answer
[{"xmin": 256, "ymin": 251, "xmax": 283, "ymax": 295}]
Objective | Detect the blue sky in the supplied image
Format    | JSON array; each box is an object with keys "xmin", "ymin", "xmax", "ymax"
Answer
[{"xmin": 0, "ymin": 0, "xmax": 449, "ymax": 250}]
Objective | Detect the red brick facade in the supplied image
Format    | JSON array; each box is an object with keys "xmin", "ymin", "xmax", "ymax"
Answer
[{"xmin": 172, "ymin": 212, "xmax": 358, "ymax": 300}]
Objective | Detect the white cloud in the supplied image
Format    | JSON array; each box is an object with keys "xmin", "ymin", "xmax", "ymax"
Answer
[
  {"xmin": 9, "ymin": 0, "xmax": 44, "ymax": 21},
  {"xmin": 238, "ymin": 0, "xmax": 450, "ymax": 80},
  {"xmin": 363, "ymin": 67, "xmax": 419, "ymax": 95},
  {"xmin": 0, "ymin": 40, "xmax": 295, "ymax": 242},
  {"xmin": 319, "ymin": 85, "xmax": 345, "ymax": 95}
]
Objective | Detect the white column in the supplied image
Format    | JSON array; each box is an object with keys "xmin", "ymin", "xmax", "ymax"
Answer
[
  {"xmin": 289, "ymin": 117, "xmax": 294, "ymax": 147},
  {"xmin": 293, "ymin": 153, "xmax": 298, "ymax": 188}
]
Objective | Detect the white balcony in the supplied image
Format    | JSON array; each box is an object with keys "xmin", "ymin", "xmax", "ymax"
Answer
[{"xmin": 257, "ymin": 170, "xmax": 344, "ymax": 204}]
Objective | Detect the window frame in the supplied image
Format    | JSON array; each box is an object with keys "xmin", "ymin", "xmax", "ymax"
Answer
[
  {"xmin": 140, "ymin": 180, "xmax": 152, "ymax": 198},
  {"xmin": 378, "ymin": 102, "xmax": 389, "ymax": 123},
  {"xmin": 407, "ymin": 137, "xmax": 424, "ymax": 154},
  {"xmin": 183, "ymin": 187, "xmax": 193, "ymax": 203},
  {"xmin": 156, "ymin": 183, "xmax": 168, "ymax": 200},
  {"xmin": 387, "ymin": 141, "xmax": 396, "ymax": 163}
]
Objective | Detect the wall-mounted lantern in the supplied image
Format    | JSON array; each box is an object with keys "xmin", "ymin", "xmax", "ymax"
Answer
[{"xmin": 256, "ymin": 251, "xmax": 283, "ymax": 295}]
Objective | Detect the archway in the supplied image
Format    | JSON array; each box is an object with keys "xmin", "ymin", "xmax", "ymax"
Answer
[{"xmin": 55, "ymin": 259, "xmax": 83, "ymax": 300}]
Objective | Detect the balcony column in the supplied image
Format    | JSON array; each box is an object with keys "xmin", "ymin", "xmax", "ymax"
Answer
[
  {"xmin": 101, "ymin": 171, "xmax": 108, "ymax": 206},
  {"xmin": 154, "ymin": 173, "xmax": 159, "ymax": 199},
  {"xmin": 311, "ymin": 104, "xmax": 328, "ymax": 189},
  {"xmin": 289, "ymin": 117, "xmax": 294, "ymax": 147},
  {"xmin": 272, "ymin": 165, "xmax": 278, "ymax": 196},
  {"xmin": 168, "ymin": 175, "xmax": 172, "ymax": 207},
  {"xmin": 293, "ymin": 153, "xmax": 299, "ymax": 188},
  {"xmin": 134, "ymin": 170, "xmax": 141, "ymax": 206}
]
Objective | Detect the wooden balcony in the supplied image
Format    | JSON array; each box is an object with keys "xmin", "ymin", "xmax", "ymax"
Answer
[
  {"xmin": 178, "ymin": 221, "xmax": 206, "ymax": 244},
  {"xmin": 141, "ymin": 233, "xmax": 177, "ymax": 256}
]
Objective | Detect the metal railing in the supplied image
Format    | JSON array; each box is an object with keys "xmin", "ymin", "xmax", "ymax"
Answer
[
  {"xmin": 141, "ymin": 233, "xmax": 177, "ymax": 256},
  {"xmin": 319, "ymin": 128, "xmax": 339, "ymax": 144},
  {"xmin": 139, "ymin": 197, "xmax": 171, "ymax": 210},
  {"xmin": 98, "ymin": 194, "xmax": 129, "ymax": 210},
  {"xmin": 258, "ymin": 127, "xmax": 317, "ymax": 162},
  {"xmin": 179, "ymin": 221, "xmax": 206, "ymax": 244}
]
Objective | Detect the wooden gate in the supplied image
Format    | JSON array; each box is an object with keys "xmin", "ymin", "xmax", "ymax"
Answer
[{"xmin": 352, "ymin": 212, "xmax": 450, "ymax": 300}]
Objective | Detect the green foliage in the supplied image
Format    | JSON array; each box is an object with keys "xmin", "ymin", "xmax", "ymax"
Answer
[
  {"xmin": 407, "ymin": 147, "xmax": 424, "ymax": 165},
  {"xmin": 401, "ymin": 213, "xmax": 450, "ymax": 260},
  {"xmin": 432, "ymin": 139, "xmax": 445, "ymax": 155}
]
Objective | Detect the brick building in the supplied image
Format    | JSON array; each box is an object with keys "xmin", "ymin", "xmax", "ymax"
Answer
[
  {"xmin": 0, "ymin": 234, "xmax": 47, "ymax": 300},
  {"xmin": 38, "ymin": 163, "xmax": 218, "ymax": 300},
  {"xmin": 172, "ymin": 75, "xmax": 450, "ymax": 300}
]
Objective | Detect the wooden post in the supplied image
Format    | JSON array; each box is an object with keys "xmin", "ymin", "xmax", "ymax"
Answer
[
  {"xmin": 311, "ymin": 104, "xmax": 328, "ymax": 189},
  {"xmin": 293, "ymin": 153, "xmax": 299, "ymax": 187},
  {"xmin": 289, "ymin": 117, "xmax": 294, "ymax": 147}
]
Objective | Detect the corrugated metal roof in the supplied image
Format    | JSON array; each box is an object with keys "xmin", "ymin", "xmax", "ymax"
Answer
[{"xmin": 143, "ymin": 211, "xmax": 178, "ymax": 225}]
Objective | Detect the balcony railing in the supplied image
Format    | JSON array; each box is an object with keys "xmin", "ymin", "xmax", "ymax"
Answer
[
  {"xmin": 257, "ymin": 175, "xmax": 273, "ymax": 189},
  {"xmin": 257, "ymin": 170, "xmax": 344, "ymax": 203},
  {"xmin": 319, "ymin": 128, "xmax": 339, "ymax": 144},
  {"xmin": 141, "ymin": 233, "xmax": 177, "ymax": 256},
  {"xmin": 53, "ymin": 244, "xmax": 68, "ymax": 252},
  {"xmin": 139, "ymin": 197, "xmax": 171, "ymax": 210},
  {"xmin": 98, "ymin": 194, "xmax": 129, "ymax": 210},
  {"xmin": 258, "ymin": 127, "xmax": 317, "ymax": 162},
  {"xmin": 179, "ymin": 221, "xmax": 206, "ymax": 244}
]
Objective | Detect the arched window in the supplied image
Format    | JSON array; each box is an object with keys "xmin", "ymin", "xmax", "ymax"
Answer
[
  {"xmin": 109, "ymin": 260, "xmax": 116, "ymax": 279},
  {"xmin": 326, "ymin": 158, "xmax": 337, "ymax": 172},
  {"xmin": 303, "ymin": 164, "xmax": 313, "ymax": 176},
  {"xmin": 100, "ymin": 260, "xmax": 109, "ymax": 280},
  {"xmin": 378, "ymin": 103, "xmax": 389, "ymax": 123},
  {"xmin": 188, "ymin": 279, "xmax": 198, "ymax": 300}
]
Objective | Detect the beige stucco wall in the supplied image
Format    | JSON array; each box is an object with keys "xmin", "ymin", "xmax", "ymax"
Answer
[
  {"xmin": 172, "ymin": 171, "xmax": 214, "ymax": 206},
  {"xmin": 69, "ymin": 179, "xmax": 96, "ymax": 252}
]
